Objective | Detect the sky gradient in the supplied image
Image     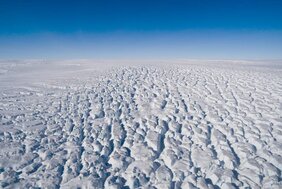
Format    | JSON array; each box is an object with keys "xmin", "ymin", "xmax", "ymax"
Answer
[{"xmin": 0, "ymin": 0, "xmax": 282, "ymax": 59}]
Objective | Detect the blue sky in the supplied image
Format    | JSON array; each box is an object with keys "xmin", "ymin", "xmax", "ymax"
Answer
[{"xmin": 0, "ymin": 0, "xmax": 282, "ymax": 59}]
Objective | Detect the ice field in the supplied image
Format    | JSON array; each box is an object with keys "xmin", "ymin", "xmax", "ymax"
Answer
[{"xmin": 0, "ymin": 60, "xmax": 281, "ymax": 188}]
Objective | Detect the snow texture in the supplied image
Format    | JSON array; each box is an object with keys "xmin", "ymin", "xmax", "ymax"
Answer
[{"xmin": 0, "ymin": 60, "xmax": 282, "ymax": 188}]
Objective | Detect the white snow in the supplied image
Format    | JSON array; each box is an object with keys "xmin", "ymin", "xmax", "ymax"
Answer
[{"xmin": 0, "ymin": 59, "xmax": 281, "ymax": 188}]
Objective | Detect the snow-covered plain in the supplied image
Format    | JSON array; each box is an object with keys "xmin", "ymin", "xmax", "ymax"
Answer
[{"xmin": 0, "ymin": 60, "xmax": 281, "ymax": 188}]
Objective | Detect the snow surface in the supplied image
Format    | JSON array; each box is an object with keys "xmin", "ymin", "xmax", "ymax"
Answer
[{"xmin": 0, "ymin": 60, "xmax": 282, "ymax": 188}]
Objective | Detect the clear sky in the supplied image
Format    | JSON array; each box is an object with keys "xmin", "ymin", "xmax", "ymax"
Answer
[{"xmin": 0, "ymin": 0, "xmax": 282, "ymax": 59}]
